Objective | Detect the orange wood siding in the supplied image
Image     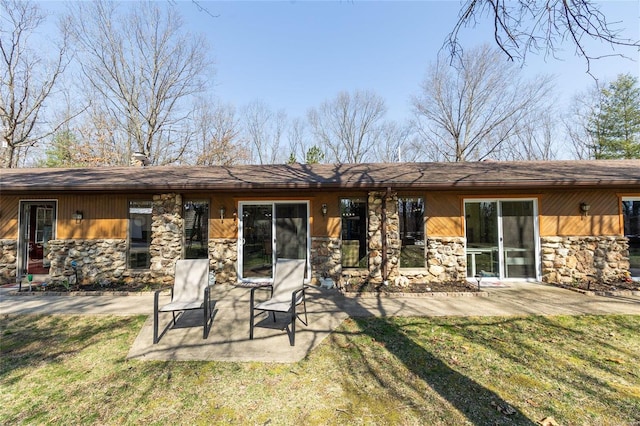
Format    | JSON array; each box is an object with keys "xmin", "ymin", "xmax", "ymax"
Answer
[
  {"xmin": 426, "ymin": 193, "xmax": 463, "ymax": 237},
  {"xmin": 312, "ymin": 192, "xmax": 342, "ymax": 238},
  {"xmin": 3, "ymin": 188, "xmax": 635, "ymax": 242},
  {"xmin": 57, "ymin": 194, "xmax": 129, "ymax": 239},
  {"xmin": 0, "ymin": 195, "xmax": 20, "ymax": 238},
  {"xmin": 540, "ymin": 191, "xmax": 621, "ymax": 236}
]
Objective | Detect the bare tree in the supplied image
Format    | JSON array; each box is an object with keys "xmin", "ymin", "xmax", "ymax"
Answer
[
  {"xmin": 242, "ymin": 100, "xmax": 287, "ymax": 164},
  {"xmin": 446, "ymin": 0, "xmax": 640, "ymax": 72},
  {"xmin": 308, "ymin": 90, "xmax": 387, "ymax": 164},
  {"xmin": 67, "ymin": 1, "xmax": 213, "ymax": 165},
  {"xmin": 372, "ymin": 121, "xmax": 416, "ymax": 163},
  {"xmin": 0, "ymin": 0, "xmax": 71, "ymax": 168},
  {"xmin": 191, "ymin": 100, "xmax": 247, "ymax": 166},
  {"xmin": 503, "ymin": 113, "xmax": 559, "ymax": 161},
  {"xmin": 285, "ymin": 117, "xmax": 308, "ymax": 163},
  {"xmin": 411, "ymin": 45, "xmax": 555, "ymax": 162}
]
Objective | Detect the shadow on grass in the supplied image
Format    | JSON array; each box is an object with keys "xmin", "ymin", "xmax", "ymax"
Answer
[
  {"xmin": 441, "ymin": 314, "xmax": 640, "ymax": 421},
  {"xmin": 0, "ymin": 314, "xmax": 144, "ymax": 383},
  {"xmin": 347, "ymin": 316, "xmax": 536, "ymax": 425}
]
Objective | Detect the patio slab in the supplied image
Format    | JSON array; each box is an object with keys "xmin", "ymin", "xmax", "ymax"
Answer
[{"xmin": 127, "ymin": 284, "xmax": 349, "ymax": 362}]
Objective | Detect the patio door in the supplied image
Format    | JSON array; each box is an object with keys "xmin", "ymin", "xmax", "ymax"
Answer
[
  {"xmin": 465, "ymin": 199, "xmax": 538, "ymax": 280},
  {"xmin": 238, "ymin": 202, "xmax": 309, "ymax": 282},
  {"xmin": 18, "ymin": 200, "xmax": 57, "ymax": 276}
]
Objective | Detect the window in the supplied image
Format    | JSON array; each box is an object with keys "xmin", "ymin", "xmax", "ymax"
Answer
[
  {"xmin": 398, "ymin": 197, "xmax": 425, "ymax": 268},
  {"xmin": 623, "ymin": 198, "xmax": 640, "ymax": 278},
  {"xmin": 341, "ymin": 198, "xmax": 367, "ymax": 268},
  {"xmin": 35, "ymin": 207, "xmax": 54, "ymax": 243},
  {"xmin": 129, "ymin": 200, "xmax": 152, "ymax": 269},
  {"xmin": 184, "ymin": 200, "xmax": 209, "ymax": 259}
]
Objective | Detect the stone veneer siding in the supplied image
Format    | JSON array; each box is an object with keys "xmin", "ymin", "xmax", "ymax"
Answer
[
  {"xmin": 339, "ymin": 192, "xmax": 468, "ymax": 290},
  {"xmin": 5, "ymin": 192, "xmax": 634, "ymax": 289},
  {"xmin": 47, "ymin": 239, "xmax": 127, "ymax": 285},
  {"xmin": 0, "ymin": 239, "xmax": 18, "ymax": 284},
  {"xmin": 310, "ymin": 236, "xmax": 341, "ymax": 284},
  {"xmin": 45, "ymin": 193, "xmax": 186, "ymax": 286},
  {"xmin": 541, "ymin": 236, "xmax": 630, "ymax": 284},
  {"xmin": 209, "ymin": 238, "xmax": 238, "ymax": 283},
  {"xmin": 425, "ymin": 237, "xmax": 467, "ymax": 283},
  {"xmin": 367, "ymin": 190, "xmax": 401, "ymax": 284},
  {"xmin": 149, "ymin": 193, "xmax": 183, "ymax": 283}
]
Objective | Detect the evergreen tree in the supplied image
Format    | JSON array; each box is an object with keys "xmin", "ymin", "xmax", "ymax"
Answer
[
  {"xmin": 589, "ymin": 74, "xmax": 640, "ymax": 159},
  {"xmin": 38, "ymin": 130, "xmax": 79, "ymax": 167},
  {"xmin": 305, "ymin": 146, "xmax": 325, "ymax": 164}
]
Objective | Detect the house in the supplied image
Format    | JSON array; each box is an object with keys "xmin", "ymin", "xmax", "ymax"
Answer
[{"xmin": 1, "ymin": 160, "xmax": 639, "ymax": 289}]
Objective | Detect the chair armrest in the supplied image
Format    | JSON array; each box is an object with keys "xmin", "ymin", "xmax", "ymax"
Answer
[
  {"xmin": 291, "ymin": 286, "xmax": 306, "ymax": 306},
  {"xmin": 153, "ymin": 289, "xmax": 163, "ymax": 313},
  {"xmin": 250, "ymin": 285, "xmax": 272, "ymax": 306}
]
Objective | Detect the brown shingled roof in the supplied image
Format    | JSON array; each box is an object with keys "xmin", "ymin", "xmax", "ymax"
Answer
[{"xmin": 1, "ymin": 160, "xmax": 639, "ymax": 193}]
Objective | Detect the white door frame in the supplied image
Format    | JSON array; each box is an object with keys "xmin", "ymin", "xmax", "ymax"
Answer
[
  {"xmin": 463, "ymin": 198, "xmax": 541, "ymax": 281},
  {"xmin": 237, "ymin": 200, "xmax": 310, "ymax": 283}
]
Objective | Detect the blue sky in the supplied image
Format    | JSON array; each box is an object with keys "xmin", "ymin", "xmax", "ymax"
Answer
[
  {"xmin": 172, "ymin": 0, "xmax": 640, "ymax": 122},
  {"xmin": 39, "ymin": 1, "xmax": 639, "ymax": 125}
]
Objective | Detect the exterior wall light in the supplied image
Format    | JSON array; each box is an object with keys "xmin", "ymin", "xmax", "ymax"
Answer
[
  {"xmin": 321, "ymin": 203, "xmax": 328, "ymax": 217},
  {"xmin": 219, "ymin": 206, "xmax": 226, "ymax": 222},
  {"xmin": 580, "ymin": 202, "xmax": 591, "ymax": 216},
  {"xmin": 72, "ymin": 211, "xmax": 84, "ymax": 223}
]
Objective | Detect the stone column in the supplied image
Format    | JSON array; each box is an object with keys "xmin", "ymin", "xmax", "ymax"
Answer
[
  {"xmin": 367, "ymin": 190, "xmax": 400, "ymax": 285},
  {"xmin": 150, "ymin": 193, "xmax": 183, "ymax": 283}
]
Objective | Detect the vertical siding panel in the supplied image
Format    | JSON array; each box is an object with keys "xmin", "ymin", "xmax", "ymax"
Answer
[
  {"xmin": 57, "ymin": 194, "xmax": 128, "ymax": 239},
  {"xmin": 540, "ymin": 191, "xmax": 621, "ymax": 236},
  {"xmin": 0, "ymin": 195, "xmax": 20, "ymax": 238},
  {"xmin": 426, "ymin": 193, "xmax": 463, "ymax": 237}
]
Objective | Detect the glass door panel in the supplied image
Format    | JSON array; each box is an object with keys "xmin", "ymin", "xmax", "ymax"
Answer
[
  {"xmin": 501, "ymin": 201, "xmax": 536, "ymax": 278},
  {"xmin": 275, "ymin": 203, "xmax": 307, "ymax": 260},
  {"xmin": 19, "ymin": 201, "xmax": 56, "ymax": 275},
  {"xmin": 465, "ymin": 202, "xmax": 499, "ymax": 277},
  {"xmin": 465, "ymin": 200, "xmax": 538, "ymax": 279},
  {"xmin": 241, "ymin": 204, "xmax": 273, "ymax": 280},
  {"xmin": 240, "ymin": 202, "xmax": 309, "ymax": 281}
]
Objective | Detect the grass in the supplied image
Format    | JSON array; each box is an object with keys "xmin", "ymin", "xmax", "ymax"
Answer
[{"xmin": 1, "ymin": 314, "xmax": 639, "ymax": 425}]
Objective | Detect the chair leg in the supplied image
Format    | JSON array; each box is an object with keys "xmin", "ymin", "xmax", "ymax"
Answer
[
  {"xmin": 249, "ymin": 290, "xmax": 255, "ymax": 340},
  {"xmin": 290, "ymin": 309, "xmax": 296, "ymax": 346},
  {"xmin": 203, "ymin": 298, "xmax": 208, "ymax": 340},
  {"xmin": 153, "ymin": 292, "xmax": 160, "ymax": 344},
  {"xmin": 299, "ymin": 297, "xmax": 308, "ymax": 326}
]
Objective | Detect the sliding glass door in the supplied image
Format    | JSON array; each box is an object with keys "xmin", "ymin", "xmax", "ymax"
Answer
[
  {"xmin": 622, "ymin": 198, "xmax": 640, "ymax": 278},
  {"xmin": 239, "ymin": 202, "xmax": 309, "ymax": 282},
  {"xmin": 19, "ymin": 200, "xmax": 57, "ymax": 276},
  {"xmin": 465, "ymin": 199, "xmax": 538, "ymax": 280}
]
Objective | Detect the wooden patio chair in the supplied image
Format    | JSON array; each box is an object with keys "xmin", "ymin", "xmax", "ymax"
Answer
[
  {"xmin": 153, "ymin": 259, "xmax": 214, "ymax": 344},
  {"xmin": 249, "ymin": 258, "xmax": 308, "ymax": 346}
]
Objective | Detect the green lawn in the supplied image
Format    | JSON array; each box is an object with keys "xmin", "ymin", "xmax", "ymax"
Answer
[{"xmin": 1, "ymin": 314, "xmax": 639, "ymax": 425}]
